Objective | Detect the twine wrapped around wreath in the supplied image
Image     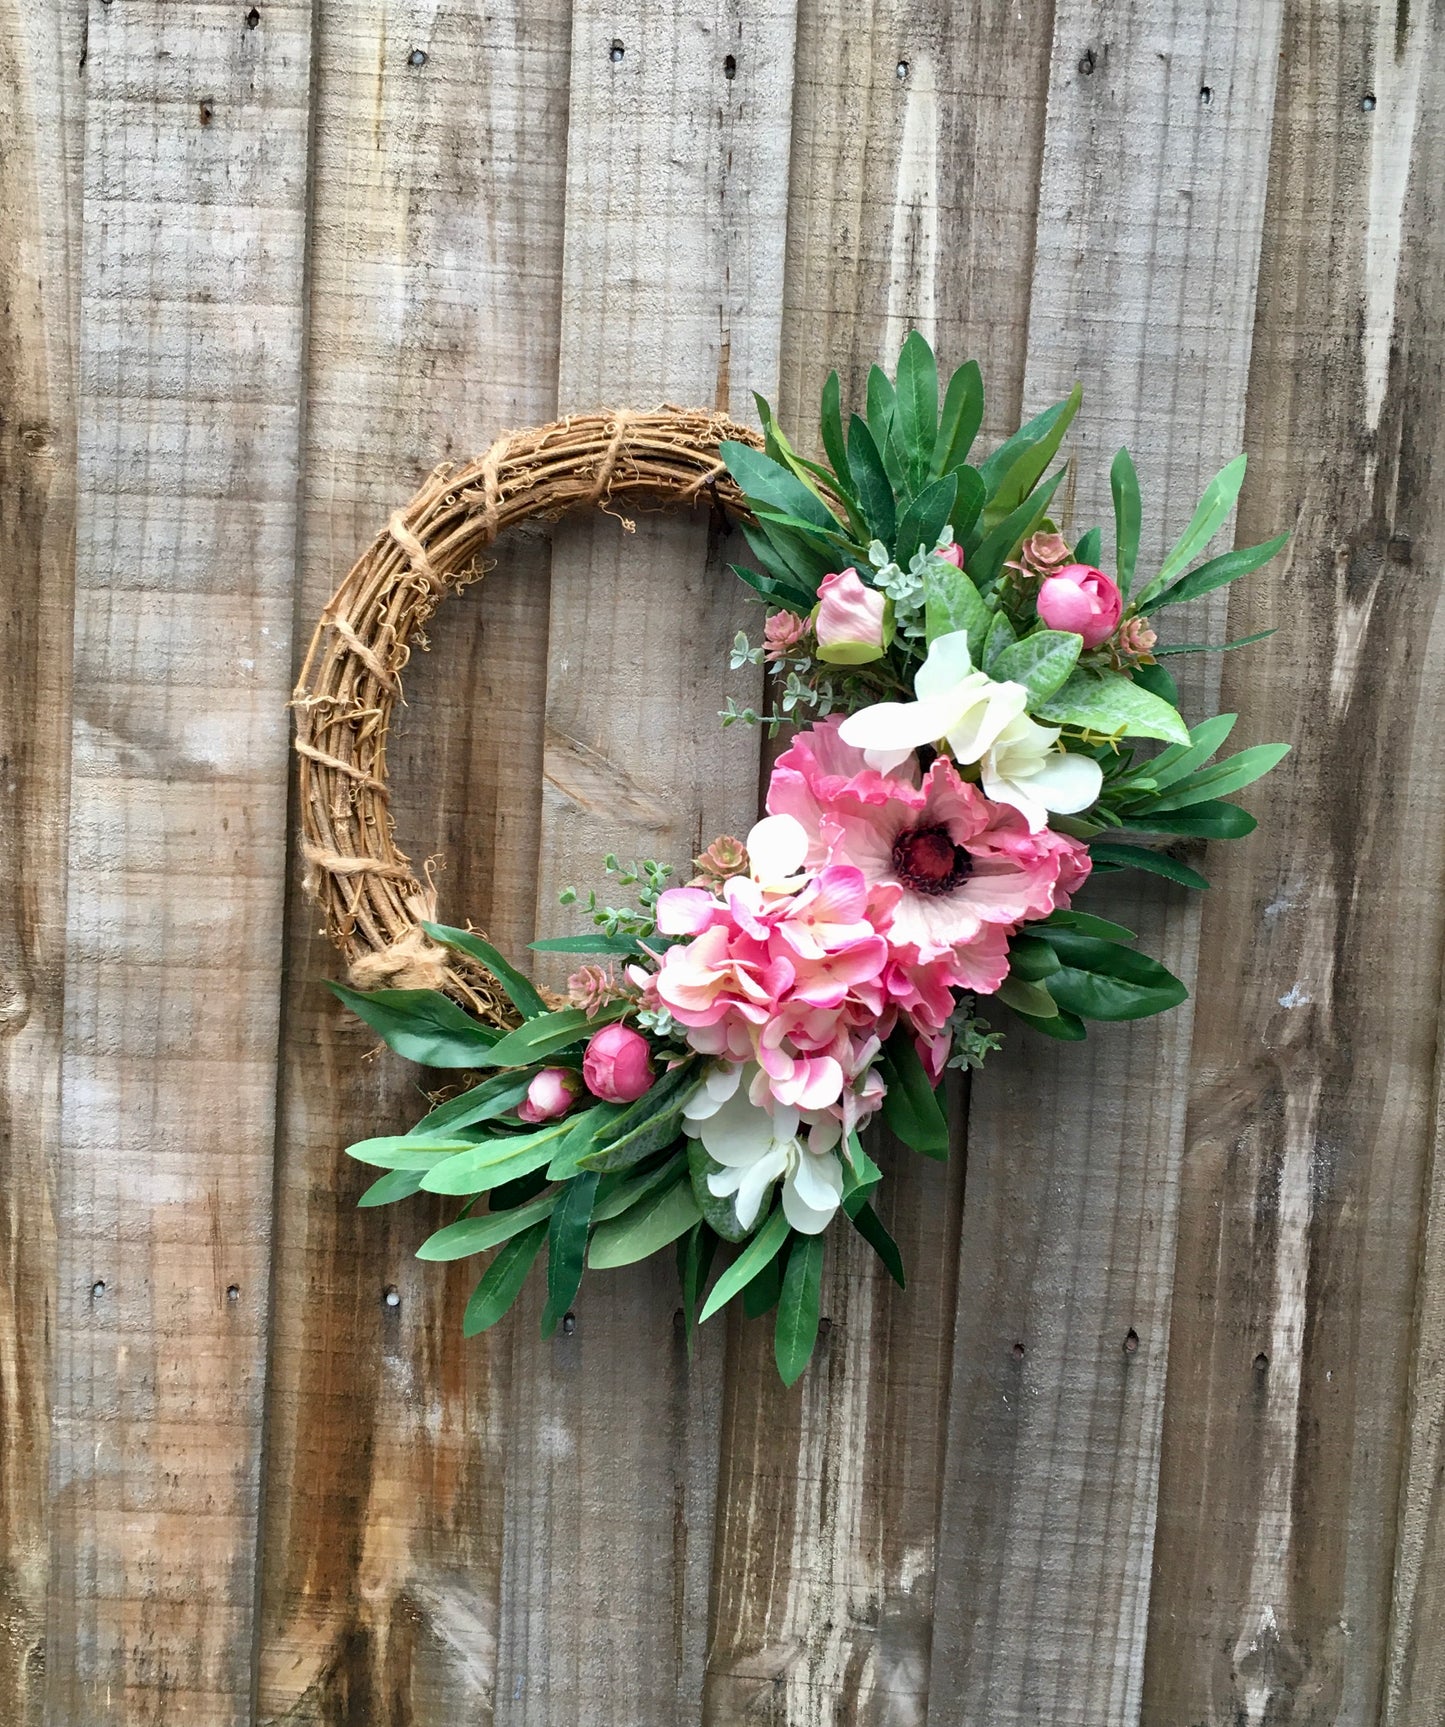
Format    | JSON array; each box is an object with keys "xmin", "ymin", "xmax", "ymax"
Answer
[{"xmin": 292, "ymin": 407, "xmax": 761, "ymax": 1027}]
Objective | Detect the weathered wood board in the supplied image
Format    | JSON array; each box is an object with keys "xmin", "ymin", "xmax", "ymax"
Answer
[{"xmin": 2, "ymin": 3, "xmax": 1443, "ymax": 1724}]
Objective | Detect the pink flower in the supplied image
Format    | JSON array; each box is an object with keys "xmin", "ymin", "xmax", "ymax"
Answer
[
  {"xmin": 763, "ymin": 610, "xmax": 809, "ymax": 662},
  {"xmin": 1036, "ymin": 564, "xmax": 1124, "ymax": 649},
  {"xmin": 582, "ymin": 1023, "xmax": 655, "ymax": 1104},
  {"xmin": 567, "ymin": 963, "xmax": 619, "ymax": 1015},
  {"xmin": 938, "ymin": 541, "xmax": 965, "ymax": 568},
  {"xmin": 518, "ymin": 1066, "xmax": 582, "ymax": 1124},
  {"xmin": 766, "ymin": 719, "xmax": 1091, "ymax": 992},
  {"xmin": 813, "ymin": 568, "xmax": 891, "ymax": 665}
]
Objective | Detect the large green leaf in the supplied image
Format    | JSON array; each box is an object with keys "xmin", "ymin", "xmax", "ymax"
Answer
[
  {"xmin": 846, "ymin": 414, "xmax": 897, "ymax": 543},
  {"xmin": 894, "ymin": 330, "xmax": 939, "ymax": 485},
  {"xmin": 989, "ymin": 629, "xmax": 1083, "ymax": 703},
  {"xmin": 676, "ymin": 1222, "xmax": 719, "ymax": 1356},
  {"xmin": 345, "ymin": 1134, "xmax": 475, "ymax": 1170},
  {"xmin": 328, "ymin": 982, "xmax": 499, "ymax": 1068},
  {"xmin": 1088, "ymin": 842, "xmax": 1210, "ymax": 891},
  {"xmin": 410, "ymin": 1073, "xmax": 531, "ymax": 1138},
  {"xmin": 1009, "ymin": 1003, "xmax": 1088, "ymax": 1040},
  {"xmin": 775, "ymin": 1234, "xmax": 825, "ymax": 1387},
  {"xmin": 577, "ymin": 1058, "xmax": 699, "ymax": 1172},
  {"xmin": 587, "ymin": 1171, "xmax": 701, "ymax": 1269},
  {"xmin": 1111, "ymin": 447, "xmax": 1142, "ymax": 595},
  {"xmin": 978, "ymin": 384, "xmax": 1081, "ymax": 529},
  {"xmin": 543, "ymin": 1103, "xmax": 625, "ymax": 1180},
  {"xmin": 966, "ymin": 468, "xmax": 1065, "ymax": 586},
  {"xmin": 1146, "ymin": 531, "xmax": 1290, "ymax": 612},
  {"xmin": 893, "ymin": 471, "xmax": 958, "ymax": 568},
  {"xmin": 1135, "ymin": 453, "xmax": 1247, "ymax": 606},
  {"xmin": 924, "ymin": 563, "xmax": 991, "ymax": 656},
  {"xmin": 820, "ymin": 370, "xmax": 853, "ymax": 494},
  {"xmin": 357, "ymin": 1166, "xmax": 427, "ymax": 1208},
  {"xmin": 417, "ymin": 1189, "xmax": 559, "ymax": 1261},
  {"xmin": 688, "ymin": 1137, "xmax": 754, "ymax": 1243},
  {"xmin": 1126, "ymin": 799, "xmax": 1257, "ymax": 839},
  {"xmin": 865, "ymin": 366, "xmax": 907, "ymax": 491},
  {"xmin": 1034, "ymin": 668, "xmax": 1190, "ymax": 745},
  {"xmin": 462, "ymin": 1220, "xmax": 549, "ymax": 1336},
  {"xmin": 700, "ymin": 1206, "xmax": 790, "ymax": 1321},
  {"xmin": 878, "ymin": 1032, "xmax": 950, "ymax": 1157},
  {"xmin": 1032, "ymin": 928, "xmax": 1188, "ymax": 1020},
  {"xmin": 932, "ymin": 359, "xmax": 984, "ymax": 479},
  {"xmin": 478, "ymin": 1003, "xmax": 627, "ymax": 1070},
  {"xmin": 1140, "ymin": 744, "xmax": 1290, "ymax": 813},
  {"xmin": 541, "ymin": 1171, "xmax": 600, "ymax": 1336},
  {"xmin": 1073, "ymin": 526, "xmax": 1103, "ymax": 567},
  {"xmin": 420, "ymin": 1117, "xmax": 576, "ymax": 1195},
  {"xmin": 721, "ymin": 438, "xmax": 843, "ymax": 536},
  {"xmin": 591, "ymin": 1152, "xmax": 687, "ymax": 1225},
  {"xmin": 421, "ymin": 921, "xmax": 546, "ymax": 1018},
  {"xmin": 849, "ymin": 1201, "xmax": 905, "ymax": 1288}
]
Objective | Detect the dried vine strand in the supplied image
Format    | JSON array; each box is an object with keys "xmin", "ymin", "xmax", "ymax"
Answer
[{"xmin": 291, "ymin": 407, "xmax": 760, "ymax": 1025}]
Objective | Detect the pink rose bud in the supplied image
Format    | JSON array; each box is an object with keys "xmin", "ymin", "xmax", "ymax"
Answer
[
  {"xmin": 812, "ymin": 567, "xmax": 892, "ymax": 665},
  {"xmin": 517, "ymin": 1066, "xmax": 583, "ymax": 1125},
  {"xmin": 938, "ymin": 541, "xmax": 965, "ymax": 568},
  {"xmin": 582, "ymin": 1022, "xmax": 655, "ymax": 1104},
  {"xmin": 763, "ymin": 609, "xmax": 809, "ymax": 662},
  {"xmin": 1036, "ymin": 563, "xmax": 1124, "ymax": 649}
]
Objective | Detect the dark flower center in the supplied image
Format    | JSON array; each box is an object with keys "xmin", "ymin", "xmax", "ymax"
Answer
[{"xmin": 891, "ymin": 824, "xmax": 974, "ymax": 897}]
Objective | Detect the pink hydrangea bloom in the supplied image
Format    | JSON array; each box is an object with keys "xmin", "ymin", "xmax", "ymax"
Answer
[{"xmin": 766, "ymin": 718, "xmax": 1090, "ymax": 994}]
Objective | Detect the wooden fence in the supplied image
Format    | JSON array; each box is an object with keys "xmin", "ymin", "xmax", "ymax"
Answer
[{"xmin": 3, "ymin": 1, "xmax": 1442, "ymax": 1722}]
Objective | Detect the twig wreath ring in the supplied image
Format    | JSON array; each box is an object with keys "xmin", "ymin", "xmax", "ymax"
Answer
[
  {"xmin": 293, "ymin": 408, "xmax": 759, "ymax": 1024},
  {"xmin": 295, "ymin": 340, "xmax": 1289, "ymax": 1383}
]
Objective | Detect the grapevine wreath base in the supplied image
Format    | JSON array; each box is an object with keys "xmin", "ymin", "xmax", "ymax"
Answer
[
  {"xmin": 293, "ymin": 344, "xmax": 1287, "ymax": 1383},
  {"xmin": 293, "ymin": 407, "xmax": 760, "ymax": 1022}
]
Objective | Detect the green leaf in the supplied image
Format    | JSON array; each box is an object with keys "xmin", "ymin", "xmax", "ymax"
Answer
[
  {"xmin": 967, "ymin": 467, "xmax": 1066, "ymax": 588},
  {"xmin": 1034, "ymin": 668, "xmax": 1190, "ymax": 745},
  {"xmin": 417, "ymin": 1189, "xmax": 558, "ymax": 1260},
  {"xmin": 421, "ymin": 1117, "xmax": 577, "ymax": 1195},
  {"xmin": 721, "ymin": 439, "xmax": 844, "ymax": 537},
  {"xmin": 893, "ymin": 471, "xmax": 958, "ymax": 569},
  {"xmin": 1039, "ymin": 909, "xmax": 1136, "ymax": 942},
  {"xmin": 1111, "ymin": 447, "xmax": 1142, "ymax": 595},
  {"xmin": 358, "ymin": 1167, "xmax": 427, "ymax": 1208},
  {"xmin": 1073, "ymin": 526, "xmax": 1103, "ymax": 567},
  {"xmin": 1153, "ymin": 628, "xmax": 1278, "ymax": 657},
  {"xmin": 676, "ymin": 1222, "xmax": 718, "ymax": 1356},
  {"xmin": 932, "ymin": 359, "xmax": 984, "ymax": 478},
  {"xmin": 1135, "ymin": 453, "xmax": 1247, "ymax": 606},
  {"xmin": 1009, "ymin": 1004, "xmax": 1088, "ymax": 1040},
  {"xmin": 820, "ymin": 371, "xmax": 853, "ymax": 494},
  {"xmin": 978, "ymin": 384, "xmax": 1081, "ymax": 528},
  {"xmin": 924, "ymin": 562, "xmax": 991, "ymax": 656},
  {"xmin": 996, "ymin": 975, "xmax": 1059, "ymax": 1017},
  {"xmin": 1088, "ymin": 842, "xmax": 1211, "ymax": 891},
  {"xmin": 328, "ymin": 982, "xmax": 499, "ymax": 1068},
  {"xmin": 737, "ymin": 522, "xmax": 829, "ymax": 602},
  {"xmin": 587, "ymin": 1170, "xmax": 701, "ymax": 1269},
  {"xmin": 1005, "ymin": 934, "xmax": 1062, "ymax": 982},
  {"xmin": 591, "ymin": 1151, "xmax": 687, "ymax": 1224},
  {"xmin": 345, "ymin": 1134, "xmax": 476, "ymax": 1170},
  {"xmin": 421, "ymin": 921, "xmax": 546, "ymax": 1019},
  {"xmin": 479, "ymin": 1003, "xmax": 627, "ymax": 1070},
  {"xmin": 1032, "ymin": 930, "xmax": 1189, "ymax": 1021},
  {"xmin": 688, "ymin": 1137, "xmax": 754, "ymax": 1242},
  {"xmin": 981, "ymin": 606, "xmax": 1018, "ymax": 672},
  {"xmin": 878, "ymin": 1032, "xmax": 950, "ymax": 1157},
  {"xmin": 700, "ymin": 1206, "xmax": 791, "ymax": 1321},
  {"xmin": 841, "ymin": 1131, "xmax": 883, "ymax": 1211},
  {"xmin": 1146, "ymin": 531, "xmax": 1290, "ymax": 612},
  {"xmin": 544, "ymin": 1102, "xmax": 625, "ymax": 1180},
  {"xmin": 1130, "ymin": 659, "xmax": 1178, "ymax": 708},
  {"xmin": 541, "ymin": 1171, "xmax": 600, "ymax": 1337},
  {"xmin": 894, "ymin": 330, "xmax": 939, "ymax": 485},
  {"xmin": 410, "ymin": 1073, "xmax": 532, "ymax": 1138},
  {"xmin": 1126, "ymin": 799, "xmax": 1258, "ymax": 839},
  {"xmin": 947, "ymin": 464, "xmax": 988, "ymax": 541},
  {"xmin": 775, "ymin": 1234, "xmax": 825, "ymax": 1387},
  {"xmin": 1141, "ymin": 743, "xmax": 1290, "ymax": 813},
  {"xmin": 990, "ymin": 630, "xmax": 1083, "ymax": 703},
  {"xmin": 1133, "ymin": 713, "xmax": 1238, "ymax": 791},
  {"xmin": 849, "ymin": 1202, "xmax": 905, "ymax": 1288},
  {"xmin": 462, "ymin": 1221, "xmax": 548, "ymax": 1336},
  {"xmin": 577, "ymin": 1059, "xmax": 699, "ymax": 1172},
  {"xmin": 866, "ymin": 365, "xmax": 907, "ymax": 490},
  {"xmin": 846, "ymin": 414, "xmax": 897, "ymax": 543},
  {"xmin": 529, "ymin": 932, "xmax": 662, "ymax": 957},
  {"xmin": 743, "ymin": 1255, "xmax": 783, "ymax": 1318}
]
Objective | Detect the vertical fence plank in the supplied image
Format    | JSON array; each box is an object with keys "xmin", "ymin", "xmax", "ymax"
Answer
[
  {"xmin": 0, "ymin": 5, "xmax": 82, "ymax": 1721},
  {"xmin": 255, "ymin": 3, "xmax": 572, "ymax": 1721},
  {"xmin": 927, "ymin": 8, "xmax": 1283, "ymax": 1724},
  {"xmin": 1145, "ymin": 7, "xmax": 1445, "ymax": 1723},
  {"xmin": 701, "ymin": 4, "xmax": 1054, "ymax": 1721},
  {"xmin": 47, "ymin": 3, "xmax": 313, "ymax": 1720},
  {"xmin": 492, "ymin": 5, "xmax": 796, "ymax": 1721}
]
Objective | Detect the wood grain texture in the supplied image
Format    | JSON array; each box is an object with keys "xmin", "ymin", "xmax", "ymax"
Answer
[
  {"xmin": 927, "ymin": 8, "xmax": 1283, "ymax": 1724},
  {"xmin": 702, "ymin": 6, "xmax": 1052, "ymax": 1719},
  {"xmin": 255, "ymin": 3, "xmax": 571, "ymax": 1721},
  {"xmin": 1143, "ymin": 7, "xmax": 1445, "ymax": 1723},
  {"xmin": 493, "ymin": 4, "xmax": 794, "ymax": 1721},
  {"xmin": 0, "ymin": 3, "xmax": 81, "ymax": 1721},
  {"xmin": 45, "ymin": 3, "xmax": 313, "ymax": 1720}
]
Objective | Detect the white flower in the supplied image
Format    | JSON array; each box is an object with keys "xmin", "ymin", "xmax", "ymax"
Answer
[
  {"xmin": 683, "ymin": 1064, "xmax": 844, "ymax": 1234},
  {"xmin": 837, "ymin": 630, "xmax": 1029, "ymax": 774},
  {"xmin": 980, "ymin": 713, "xmax": 1103, "ymax": 832}
]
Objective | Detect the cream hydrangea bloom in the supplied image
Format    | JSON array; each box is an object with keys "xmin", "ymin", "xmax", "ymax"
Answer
[{"xmin": 981, "ymin": 713, "xmax": 1103, "ymax": 833}]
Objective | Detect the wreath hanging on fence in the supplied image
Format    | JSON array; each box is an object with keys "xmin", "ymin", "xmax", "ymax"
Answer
[{"xmin": 294, "ymin": 337, "xmax": 1289, "ymax": 1384}]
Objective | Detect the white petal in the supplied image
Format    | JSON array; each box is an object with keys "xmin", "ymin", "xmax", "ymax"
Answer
[
  {"xmin": 706, "ymin": 1164, "xmax": 744, "ymax": 1198},
  {"xmin": 746, "ymin": 813, "xmax": 809, "ymax": 886},
  {"xmin": 782, "ymin": 1161, "xmax": 844, "ymax": 1234},
  {"xmin": 790, "ymin": 1148, "xmax": 844, "ymax": 1213},
  {"xmin": 1022, "ymin": 749, "xmax": 1104, "ymax": 814},
  {"xmin": 863, "ymin": 745, "xmax": 918, "ymax": 775},
  {"xmin": 838, "ymin": 690, "xmax": 966, "ymax": 755},
  {"xmin": 698, "ymin": 1088, "xmax": 776, "ymax": 1165},
  {"xmin": 913, "ymin": 629, "xmax": 976, "ymax": 699},
  {"xmin": 735, "ymin": 1147, "xmax": 789, "ymax": 1230},
  {"xmin": 979, "ymin": 770, "xmax": 1049, "ymax": 833},
  {"xmin": 945, "ymin": 680, "xmax": 1029, "ymax": 764},
  {"xmin": 683, "ymin": 1061, "xmax": 743, "ymax": 1122}
]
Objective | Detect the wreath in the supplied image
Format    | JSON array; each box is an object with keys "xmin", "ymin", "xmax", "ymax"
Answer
[{"xmin": 294, "ymin": 337, "xmax": 1288, "ymax": 1384}]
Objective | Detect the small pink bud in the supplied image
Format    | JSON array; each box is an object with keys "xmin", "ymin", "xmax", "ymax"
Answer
[
  {"xmin": 1036, "ymin": 564, "xmax": 1124, "ymax": 649},
  {"xmin": 567, "ymin": 963, "xmax": 620, "ymax": 1015},
  {"xmin": 1115, "ymin": 615, "xmax": 1158, "ymax": 660},
  {"xmin": 517, "ymin": 1066, "xmax": 582, "ymax": 1125},
  {"xmin": 582, "ymin": 1022, "xmax": 655, "ymax": 1104},
  {"xmin": 1021, "ymin": 530, "xmax": 1074, "ymax": 576},
  {"xmin": 938, "ymin": 541, "xmax": 965, "ymax": 568},
  {"xmin": 813, "ymin": 568, "xmax": 891, "ymax": 665},
  {"xmin": 763, "ymin": 610, "xmax": 809, "ymax": 662}
]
